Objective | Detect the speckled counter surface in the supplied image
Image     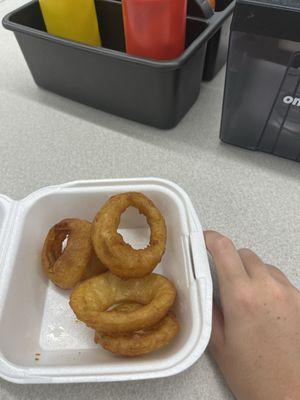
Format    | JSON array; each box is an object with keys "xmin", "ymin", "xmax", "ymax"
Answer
[{"xmin": 0, "ymin": 0, "xmax": 299, "ymax": 398}]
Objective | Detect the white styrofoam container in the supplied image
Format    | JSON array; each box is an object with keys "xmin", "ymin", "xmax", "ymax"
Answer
[{"xmin": 0, "ymin": 177, "xmax": 212, "ymax": 384}]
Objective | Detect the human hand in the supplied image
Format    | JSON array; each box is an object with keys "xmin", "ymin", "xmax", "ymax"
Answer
[{"xmin": 205, "ymin": 230, "xmax": 300, "ymax": 400}]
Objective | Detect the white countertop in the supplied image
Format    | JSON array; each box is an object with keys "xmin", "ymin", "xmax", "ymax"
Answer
[{"xmin": 0, "ymin": 0, "xmax": 299, "ymax": 398}]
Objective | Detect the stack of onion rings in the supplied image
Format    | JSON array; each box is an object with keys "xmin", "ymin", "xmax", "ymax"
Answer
[{"xmin": 41, "ymin": 192, "xmax": 179, "ymax": 356}]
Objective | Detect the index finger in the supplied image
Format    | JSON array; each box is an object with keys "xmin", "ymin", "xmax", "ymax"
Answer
[{"xmin": 204, "ymin": 230, "xmax": 249, "ymax": 287}]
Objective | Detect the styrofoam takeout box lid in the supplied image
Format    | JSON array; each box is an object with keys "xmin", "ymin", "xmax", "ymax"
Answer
[{"xmin": 0, "ymin": 177, "xmax": 212, "ymax": 384}]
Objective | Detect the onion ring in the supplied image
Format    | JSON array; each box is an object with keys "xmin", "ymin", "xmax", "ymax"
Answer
[
  {"xmin": 91, "ymin": 192, "xmax": 167, "ymax": 279},
  {"xmin": 69, "ymin": 272, "xmax": 176, "ymax": 333},
  {"xmin": 94, "ymin": 303, "xmax": 179, "ymax": 356},
  {"xmin": 42, "ymin": 218, "xmax": 106, "ymax": 289}
]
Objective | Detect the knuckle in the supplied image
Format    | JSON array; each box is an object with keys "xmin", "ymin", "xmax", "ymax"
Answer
[
  {"xmin": 238, "ymin": 248, "xmax": 254, "ymax": 257},
  {"xmin": 263, "ymin": 277, "xmax": 287, "ymax": 300},
  {"xmin": 272, "ymin": 284, "xmax": 287, "ymax": 301},
  {"xmin": 232, "ymin": 286, "xmax": 255, "ymax": 309},
  {"xmin": 212, "ymin": 235, "xmax": 233, "ymax": 253}
]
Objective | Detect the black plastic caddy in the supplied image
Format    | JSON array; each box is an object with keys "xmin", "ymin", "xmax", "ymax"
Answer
[{"xmin": 3, "ymin": 0, "xmax": 234, "ymax": 129}]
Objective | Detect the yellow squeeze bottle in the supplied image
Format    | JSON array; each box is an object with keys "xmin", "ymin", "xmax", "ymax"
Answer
[{"xmin": 39, "ymin": 0, "xmax": 101, "ymax": 46}]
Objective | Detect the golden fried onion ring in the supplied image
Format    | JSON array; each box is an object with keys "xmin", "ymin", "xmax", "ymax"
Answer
[
  {"xmin": 69, "ymin": 272, "xmax": 176, "ymax": 333},
  {"xmin": 42, "ymin": 218, "xmax": 106, "ymax": 289},
  {"xmin": 95, "ymin": 303, "xmax": 179, "ymax": 356},
  {"xmin": 91, "ymin": 192, "xmax": 167, "ymax": 279}
]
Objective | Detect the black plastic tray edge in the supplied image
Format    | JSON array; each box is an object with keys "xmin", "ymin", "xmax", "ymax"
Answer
[{"xmin": 2, "ymin": 0, "xmax": 235, "ymax": 70}]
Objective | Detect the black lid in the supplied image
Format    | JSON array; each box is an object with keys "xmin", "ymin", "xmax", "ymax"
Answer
[{"xmin": 232, "ymin": 0, "xmax": 300, "ymax": 42}]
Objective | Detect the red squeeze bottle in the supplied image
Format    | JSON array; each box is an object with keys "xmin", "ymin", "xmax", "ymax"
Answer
[{"xmin": 122, "ymin": 0, "xmax": 187, "ymax": 61}]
